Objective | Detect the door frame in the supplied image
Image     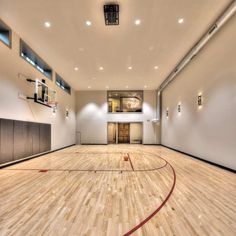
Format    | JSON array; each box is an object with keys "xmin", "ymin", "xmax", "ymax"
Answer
[{"xmin": 107, "ymin": 122, "xmax": 143, "ymax": 144}]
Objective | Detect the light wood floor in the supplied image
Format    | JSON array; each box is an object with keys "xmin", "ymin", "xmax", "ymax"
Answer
[{"xmin": 0, "ymin": 145, "xmax": 235, "ymax": 236}]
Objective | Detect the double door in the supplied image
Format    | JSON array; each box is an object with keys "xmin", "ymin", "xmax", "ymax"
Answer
[
  {"xmin": 107, "ymin": 122, "xmax": 130, "ymax": 144},
  {"xmin": 118, "ymin": 123, "xmax": 130, "ymax": 143}
]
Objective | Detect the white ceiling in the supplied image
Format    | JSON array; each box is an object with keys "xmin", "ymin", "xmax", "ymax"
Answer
[{"xmin": 0, "ymin": 0, "xmax": 232, "ymax": 90}]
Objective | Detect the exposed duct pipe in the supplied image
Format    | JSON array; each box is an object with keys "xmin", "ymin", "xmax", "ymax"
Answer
[{"xmin": 154, "ymin": 0, "xmax": 236, "ymax": 122}]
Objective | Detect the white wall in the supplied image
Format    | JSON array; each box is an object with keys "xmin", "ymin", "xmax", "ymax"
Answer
[
  {"xmin": 161, "ymin": 14, "xmax": 236, "ymax": 170},
  {"xmin": 76, "ymin": 90, "xmax": 160, "ymax": 144},
  {"xmin": 0, "ymin": 30, "xmax": 76, "ymax": 150},
  {"xmin": 76, "ymin": 91, "xmax": 107, "ymax": 144}
]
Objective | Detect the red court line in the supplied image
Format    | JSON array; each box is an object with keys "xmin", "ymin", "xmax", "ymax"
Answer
[
  {"xmin": 127, "ymin": 153, "xmax": 134, "ymax": 171},
  {"xmin": 1, "ymin": 164, "xmax": 167, "ymax": 173},
  {"xmin": 123, "ymin": 160, "xmax": 176, "ymax": 236},
  {"xmin": 39, "ymin": 169, "xmax": 48, "ymax": 172},
  {"xmin": 1, "ymin": 150, "xmax": 175, "ymax": 235}
]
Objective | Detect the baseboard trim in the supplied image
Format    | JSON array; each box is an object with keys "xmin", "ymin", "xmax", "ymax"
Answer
[
  {"xmin": 0, "ymin": 144, "xmax": 76, "ymax": 169},
  {"xmin": 143, "ymin": 144, "xmax": 161, "ymax": 146},
  {"xmin": 81, "ymin": 143, "xmax": 108, "ymax": 145},
  {"xmin": 161, "ymin": 144, "xmax": 236, "ymax": 174}
]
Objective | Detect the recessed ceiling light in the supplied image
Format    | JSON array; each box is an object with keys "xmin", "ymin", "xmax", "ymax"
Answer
[
  {"xmin": 135, "ymin": 19, "xmax": 141, "ymax": 25},
  {"xmin": 149, "ymin": 46, "xmax": 154, "ymax": 51},
  {"xmin": 44, "ymin": 22, "xmax": 51, "ymax": 28},
  {"xmin": 86, "ymin": 21, "xmax": 92, "ymax": 26},
  {"xmin": 88, "ymin": 86, "xmax": 91, "ymax": 89},
  {"xmin": 144, "ymin": 85, "xmax": 147, "ymax": 88},
  {"xmin": 74, "ymin": 67, "xmax": 79, "ymax": 71},
  {"xmin": 99, "ymin": 67, "xmax": 104, "ymax": 71},
  {"xmin": 178, "ymin": 18, "xmax": 184, "ymax": 24},
  {"xmin": 154, "ymin": 66, "xmax": 159, "ymax": 70},
  {"xmin": 128, "ymin": 66, "xmax": 132, "ymax": 70}
]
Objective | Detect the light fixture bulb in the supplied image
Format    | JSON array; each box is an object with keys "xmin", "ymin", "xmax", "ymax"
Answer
[
  {"xmin": 44, "ymin": 22, "xmax": 51, "ymax": 28},
  {"xmin": 135, "ymin": 19, "xmax": 141, "ymax": 25},
  {"xmin": 178, "ymin": 18, "xmax": 184, "ymax": 24},
  {"xmin": 86, "ymin": 21, "xmax": 92, "ymax": 26}
]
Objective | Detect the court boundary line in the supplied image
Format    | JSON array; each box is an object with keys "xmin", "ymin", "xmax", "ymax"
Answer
[
  {"xmin": 1, "ymin": 163, "xmax": 167, "ymax": 173},
  {"xmin": 123, "ymin": 153, "xmax": 176, "ymax": 236},
  {"xmin": 127, "ymin": 153, "xmax": 134, "ymax": 171},
  {"xmin": 0, "ymin": 150, "xmax": 176, "ymax": 236}
]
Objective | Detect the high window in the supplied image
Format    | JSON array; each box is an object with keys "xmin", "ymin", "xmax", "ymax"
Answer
[
  {"xmin": 20, "ymin": 40, "xmax": 52, "ymax": 80},
  {"xmin": 55, "ymin": 73, "xmax": 71, "ymax": 95},
  {"xmin": 0, "ymin": 19, "xmax": 12, "ymax": 47}
]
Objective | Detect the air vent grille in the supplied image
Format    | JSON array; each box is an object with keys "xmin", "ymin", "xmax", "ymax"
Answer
[
  {"xmin": 208, "ymin": 24, "xmax": 218, "ymax": 34},
  {"xmin": 104, "ymin": 4, "xmax": 119, "ymax": 25}
]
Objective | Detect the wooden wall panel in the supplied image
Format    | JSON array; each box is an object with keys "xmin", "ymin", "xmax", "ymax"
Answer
[
  {"xmin": 0, "ymin": 119, "xmax": 51, "ymax": 164},
  {"xmin": 39, "ymin": 124, "xmax": 51, "ymax": 153},
  {"xmin": 30, "ymin": 122, "xmax": 40, "ymax": 155},
  {"xmin": 13, "ymin": 120, "xmax": 28, "ymax": 160},
  {"xmin": 0, "ymin": 119, "xmax": 14, "ymax": 164}
]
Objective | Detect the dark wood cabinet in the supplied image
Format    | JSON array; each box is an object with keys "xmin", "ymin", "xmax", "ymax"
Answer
[{"xmin": 0, "ymin": 118, "xmax": 51, "ymax": 165}]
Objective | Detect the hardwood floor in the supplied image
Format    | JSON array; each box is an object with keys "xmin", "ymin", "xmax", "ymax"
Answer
[{"xmin": 0, "ymin": 145, "xmax": 235, "ymax": 236}]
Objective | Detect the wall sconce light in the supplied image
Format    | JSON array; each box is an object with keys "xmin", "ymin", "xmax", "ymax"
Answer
[
  {"xmin": 166, "ymin": 109, "xmax": 169, "ymax": 118},
  {"xmin": 178, "ymin": 103, "xmax": 181, "ymax": 113},
  {"xmin": 198, "ymin": 94, "xmax": 202, "ymax": 106},
  {"xmin": 65, "ymin": 109, "xmax": 69, "ymax": 118},
  {"xmin": 52, "ymin": 103, "xmax": 58, "ymax": 115},
  {"xmin": 52, "ymin": 106, "xmax": 56, "ymax": 114}
]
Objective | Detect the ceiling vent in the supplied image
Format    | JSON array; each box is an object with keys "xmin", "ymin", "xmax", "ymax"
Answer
[{"xmin": 104, "ymin": 4, "xmax": 119, "ymax": 25}]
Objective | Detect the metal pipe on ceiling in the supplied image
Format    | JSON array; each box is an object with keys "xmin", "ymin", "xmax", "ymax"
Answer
[{"xmin": 155, "ymin": 0, "xmax": 236, "ymax": 122}]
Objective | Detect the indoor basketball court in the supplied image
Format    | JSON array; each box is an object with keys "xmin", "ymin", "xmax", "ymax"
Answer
[{"xmin": 0, "ymin": 1, "xmax": 236, "ymax": 236}]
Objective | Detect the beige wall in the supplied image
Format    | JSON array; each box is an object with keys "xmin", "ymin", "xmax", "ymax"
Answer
[
  {"xmin": 161, "ymin": 14, "xmax": 236, "ymax": 170},
  {"xmin": 76, "ymin": 90, "xmax": 160, "ymax": 144},
  {"xmin": 0, "ymin": 31, "xmax": 76, "ymax": 150},
  {"xmin": 130, "ymin": 123, "xmax": 143, "ymax": 143}
]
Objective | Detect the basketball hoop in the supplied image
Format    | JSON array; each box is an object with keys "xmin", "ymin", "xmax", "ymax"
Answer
[
  {"xmin": 26, "ymin": 78, "xmax": 58, "ymax": 108},
  {"xmin": 47, "ymin": 101, "xmax": 58, "ymax": 109}
]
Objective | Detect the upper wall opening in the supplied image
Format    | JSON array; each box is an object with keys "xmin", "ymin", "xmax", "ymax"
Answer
[
  {"xmin": 0, "ymin": 19, "xmax": 12, "ymax": 48},
  {"xmin": 20, "ymin": 39, "xmax": 52, "ymax": 80}
]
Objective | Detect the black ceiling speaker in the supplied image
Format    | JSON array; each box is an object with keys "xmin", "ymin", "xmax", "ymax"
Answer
[{"xmin": 104, "ymin": 4, "xmax": 119, "ymax": 25}]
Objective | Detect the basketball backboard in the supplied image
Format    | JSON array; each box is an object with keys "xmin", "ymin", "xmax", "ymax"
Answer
[
  {"xmin": 34, "ymin": 79, "xmax": 57, "ymax": 108},
  {"xmin": 25, "ymin": 78, "xmax": 57, "ymax": 108}
]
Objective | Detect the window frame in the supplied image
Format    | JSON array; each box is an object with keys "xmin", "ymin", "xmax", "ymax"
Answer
[
  {"xmin": 55, "ymin": 73, "xmax": 71, "ymax": 95},
  {"xmin": 107, "ymin": 90, "xmax": 143, "ymax": 113},
  {"xmin": 20, "ymin": 39, "xmax": 53, "ymax": 80},
  {"xmin": 0, "ymin": 18, "xmax": 12, "ymax": 48}
]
